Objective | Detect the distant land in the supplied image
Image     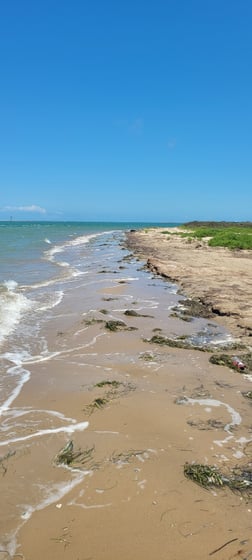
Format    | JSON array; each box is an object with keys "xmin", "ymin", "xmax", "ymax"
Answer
[{"xmin": 183, "ymin": 221, "xmax": 252, "ymax": 228}]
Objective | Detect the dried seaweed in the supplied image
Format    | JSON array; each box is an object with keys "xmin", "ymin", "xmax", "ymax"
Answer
[{"xmin": 110, "ymin": 449, "xmax": 147, "ymax": 465}]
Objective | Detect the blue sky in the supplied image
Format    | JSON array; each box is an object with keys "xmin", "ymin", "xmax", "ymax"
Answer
[{"xmin": 0, "ymin": 0, "xmax": 251, "ymax": 222}]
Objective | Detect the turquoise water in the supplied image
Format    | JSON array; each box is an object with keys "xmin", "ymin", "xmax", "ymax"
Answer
[
  {"xmin": 0, "ymin": 221, "xmax": 179, "ymax": 342},
  {"xmin": 0, "ymin": 221, "xmax": 178, "ymax": 285}
]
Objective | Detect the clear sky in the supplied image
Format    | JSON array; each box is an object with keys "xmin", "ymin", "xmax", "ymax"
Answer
[{"xmin": 0, "ymin": 0, "xmax": 251, "ymax": 222}]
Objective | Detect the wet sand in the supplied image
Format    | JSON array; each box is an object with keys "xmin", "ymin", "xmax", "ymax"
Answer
[{"xmin": 1, "ymin": 231, "xmax": 252, "ymax": 560}]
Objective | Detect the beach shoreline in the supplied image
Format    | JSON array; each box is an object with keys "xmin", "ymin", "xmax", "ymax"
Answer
[
  {"xmin": 2, "ymin": 226, "xmax": 252, "ymax": 560},
  {"xmin": 125, "ymin": 227, "xmax": 252, "ymax": 346}
]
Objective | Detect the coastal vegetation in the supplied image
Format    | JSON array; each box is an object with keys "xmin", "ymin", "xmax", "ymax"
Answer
[
  {"xmin": 181, "ymin": 222, "xmax": 252, "ymax": 250},
  {"xmin": 161, "ymin": 222, "xmax": 252, "ymax": 249}
]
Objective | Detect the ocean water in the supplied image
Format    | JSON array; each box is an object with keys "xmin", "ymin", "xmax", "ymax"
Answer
[
  {"xmin": 0, "ymin": 220, "xmax": 234, "ymax": 554},
  {"xmin": 0, "ymin": 221, "xmax": 177, "ymax": 343}
]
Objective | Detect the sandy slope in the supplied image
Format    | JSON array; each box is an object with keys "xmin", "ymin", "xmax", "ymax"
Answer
[{"xmin": 126, "ymin": 227, "xmax": 252, "ymax": 345}]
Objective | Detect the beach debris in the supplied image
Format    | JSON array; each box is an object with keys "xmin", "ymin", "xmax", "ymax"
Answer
[
  {"xmin": 53, "ymin": 440, "xmax": 95, "ymax": 468},
  {"xmin": 184, "ymin": 461, "xmax": 252, "ymax": 495},
  {"xmin": 209, "ymin": 353, "xmax": 251, "ymax": 373},
  {"xmin": 99, "ymin": 308, "xmax": 109, "ymax": 314},
  {"xmin": 242, "ymin": 391, "xmax": 252, "ymax": 400},
  {"xmin": 209, "ymin": 538, "xmax": 238, "ymax": 556},
  {"xmin": 232, "ymin": 356, "xmax": 245, "ymax": 370}
]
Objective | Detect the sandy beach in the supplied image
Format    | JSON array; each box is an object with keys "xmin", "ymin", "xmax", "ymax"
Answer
[
  {"xmin": 126, "ymin": 227, "xmax": 252, "ymax": 344},
  {"xmin": 1, "ymin": 227, "xmax": 252, "ymax": 560}
]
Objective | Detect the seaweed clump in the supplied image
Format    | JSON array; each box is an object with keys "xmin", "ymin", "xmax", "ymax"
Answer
[
  {"xmin": 83, "ymin": 381, "xmax": 135, "ymax": 415},
  {"xmin": 184, "ymin": 462, "xmax": 224, "ymax": 488},
  {"xmin": 54, "ymin": 441, "xmax": 95, "ymax": 468},
  {"xmin": 124, "ymin": 309, "xmax": 154, "ymax": 318},
  {"xmin": 145, "ymin": 334, "xmax": 209, "ymax": 352},
  {"xmin": 105, "ymin": 320, "xmax": 137, "ymax": 332},
  {"xmin": 209, "ymin": 353, "xmax": 252, "ymax": 374},
  {"xmin": 95, "ymin": 380, "xmax": 121, "ymax": 388},
  {"xmin": 171, "ymin": 298, "xmax": 213, "ymax": 321},
  {"xmin": 184, "ymin": 462, "xmax": 252, "ymax": 495}
]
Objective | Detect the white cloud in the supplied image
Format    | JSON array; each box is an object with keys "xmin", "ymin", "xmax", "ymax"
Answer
[{"xmin": 2, "ymin": 205, "xmax": 46, "ymax": 214}]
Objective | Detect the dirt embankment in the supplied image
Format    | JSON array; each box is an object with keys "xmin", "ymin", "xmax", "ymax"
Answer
[{"xmin": 126, "ymin": 228, "xmax": 252, "ymax": 345}]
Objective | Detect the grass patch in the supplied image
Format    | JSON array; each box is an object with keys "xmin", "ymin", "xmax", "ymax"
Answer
[{"xmin": 181, "ymin": 222, "xmax": 252, "ymax": 250}]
